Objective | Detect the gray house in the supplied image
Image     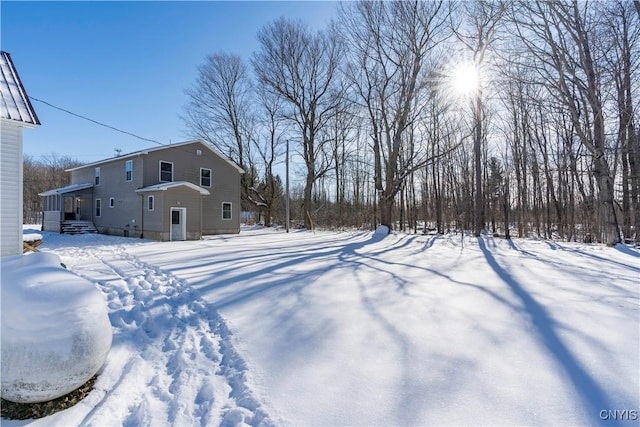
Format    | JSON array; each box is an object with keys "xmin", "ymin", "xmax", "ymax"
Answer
[{"xmin": 40, "ymin": 140, "xmax": 243, "ymax": 241}]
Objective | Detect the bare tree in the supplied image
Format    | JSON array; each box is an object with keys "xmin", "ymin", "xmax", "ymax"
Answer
[
  {"xmin": 340, "ymin": 0, "xmax": 451, "ymax": 230},
  {"xmin": 251, "ymin": 88, "xmax": 286, "ymax": 225},
  {"xmin": 23, "ymin": 154, "xmax": 82, "ymax": 224},
  {"xmin": 601, "ymin": 0, "xmax": 640, "ymax": 242},
  {"xmin": 183, "ymin": 52, "xmax": 256, "ymax": 207},
  {"xmin": 455, "ymin": 1, "xmax": 506, "ymax": 237},
  {"xmin": 513, "ymin": 0, "xmax": 622, "ymax": 245},
  {"xmin": 252, "ymin": 18, "xmax": 344, "ymax": 229}
]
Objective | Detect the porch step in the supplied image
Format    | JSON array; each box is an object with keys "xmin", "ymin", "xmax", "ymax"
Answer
[{"xmin": 61, "ymin": 220, "xmax": 98, "ymax": 234}]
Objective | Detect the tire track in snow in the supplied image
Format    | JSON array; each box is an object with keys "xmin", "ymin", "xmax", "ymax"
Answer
[{"xmin": 62, "ymin": 246, "xmax": 274, "ymax": 427}]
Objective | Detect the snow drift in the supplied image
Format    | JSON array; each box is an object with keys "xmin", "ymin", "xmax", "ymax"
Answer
[
  {"xmin": 1, "ymin": 252, "xmax": 112, "ymax": 403},
  {"xmin": 374, "ymin": 224, "xmax": 389, "ymax": 236}
]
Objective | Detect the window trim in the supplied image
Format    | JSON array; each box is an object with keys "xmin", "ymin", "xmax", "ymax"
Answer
[
  {"xmin": 200, "ymin": 167, "xmax": 212, "ymax": 187},
  {"xmin": 94, "ymin": 167, "xmax": 101, "ymax": 186},
  {"xmin": 147, "ymin": 195, "xmax": 154, "ymax": 211},
  {"xmin": 109, "ymin": 197, "xmax": 115, "ymax": 208},
  {"xmin": 125, "ymin": 160, "xmax": 133, "ymax": 182},
  {"xmin": 222, "ymin": 202, "xmax": 232, "ymax": 220},
  {"xmin": 159, "ymin": 161, "xmax": 174, "ymax": 182},
  {"xmin": 95, "ymin": 198, "xmax": 102, "ymax": 217}
]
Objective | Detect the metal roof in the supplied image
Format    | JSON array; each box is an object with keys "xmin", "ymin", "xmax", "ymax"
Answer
[
  {"xmin": 39, "ymin": 183, "xmax": 94, "ymax": 197},
  {"xmin": 0, "ymin": 51, "xmax": 40, "ymax": 126}
]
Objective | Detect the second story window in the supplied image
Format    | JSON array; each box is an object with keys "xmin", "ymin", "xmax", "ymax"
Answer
[
  {"xmin": 160, "ymin": 161, "xmax": 173, "ymax": 182},
  {"xmin": 95, "ymin": 167, "xmax": 101, "ymax": 185},
  {"xmin": 125, "ymin": 160, "xmax": 133, "ymax": 181},
  {"xmin": 200, "ymin": 168, "xmax": 212, "ymax": 187}
]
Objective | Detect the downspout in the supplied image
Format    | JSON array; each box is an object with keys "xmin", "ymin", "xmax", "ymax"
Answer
[
  {"xmin": 140, "ymin": 153, "xmax": 145, "ymax": 238},
  {"xmin": 200, "ymin": 194, "xmax": 204, "ymax": 240},
  {"xmin": 140, "ymin": 193, "xmax": 144, "ymax": 239}
]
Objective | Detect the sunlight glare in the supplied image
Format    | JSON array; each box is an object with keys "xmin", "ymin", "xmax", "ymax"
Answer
[{"xmin": 451, "ymin": 61, "xmax": 479, "ymax": 97}]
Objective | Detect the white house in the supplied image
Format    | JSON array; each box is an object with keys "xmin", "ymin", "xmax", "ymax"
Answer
[{"xmin": 1, "ymin": 51, "xmax": 40, "ymax": 256}]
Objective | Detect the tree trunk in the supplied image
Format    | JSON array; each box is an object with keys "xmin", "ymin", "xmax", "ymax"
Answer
[
  {"xmin": 594, "ymin": 154, "xmax": 621, "ymax": 245},
  {"xmin": 304, "ymin": 164, "xmax": 314, "ymax": 230},
  {"xmin": 380, "ymin": 194, "xmax": 393, "ymax": 231},
  {"xmin": 474, "ymin": 94, "xmax": 483, "ymax": 237}
]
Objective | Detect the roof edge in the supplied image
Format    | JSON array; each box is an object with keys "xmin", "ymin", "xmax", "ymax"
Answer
[
  {"xmin": 135, "ymin": 180, "xmax": 210, "ymax": 196},
  {"xmin": 66, "ymin": 139, "xmax": 245, "ymax": 174},
  {"xmin": 1, "ymin": 51, "xmax": 41, "ymax": 126}
]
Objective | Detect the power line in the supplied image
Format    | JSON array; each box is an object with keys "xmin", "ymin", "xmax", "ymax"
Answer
[
  {"xmin": 27, "ymin": 96, "xmax": 243, "ymax": 169},
  {"xmin": 28, "ymin": 96, "xmax": 166, "ymax": 146}
]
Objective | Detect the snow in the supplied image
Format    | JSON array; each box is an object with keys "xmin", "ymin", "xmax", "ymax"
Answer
[
  {"xmin": 1, "ymin": 252, "xmax": 112, "ymax": 403},
  {"xmin": 374, "ymin": 224, "xmax": 390, "ymax": 236},
  {"xmin": 22, "ymin": 233, "xmax": 42, "ymax": 243},
  {"xmin": 2, "ymin": 226, "xmax": 638, "ymax": 426}
]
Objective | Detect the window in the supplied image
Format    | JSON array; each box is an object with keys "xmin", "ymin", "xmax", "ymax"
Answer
[
  {"xmin": 125, "ymin": 160, "xmax": 133, "ymax": 181},
  {"xmin": 222, "ymin": 202, "xmax": 232, "ymax": 220},
  {"xmin": 95, "ymin": 199, "xmax": 101, "ymax": 217},
  {"xmin": 160, "ymin": 161, "xmax": 173, "ymax": 182},
  {"xmin": 200, "ymin": 168, "xmax": 212, "ymax": 187},
  {"xmin": 95, "ymin": 167, "xmax": 101, "ymax": 185},
  {"xmin": 171, "ymin": 210, "xmax": 180, "ymax": 225},
  {"xmin": 109, "ymin": 197, "xmax": 115, "ymax": 208},
  {"xmin": 147, "ymin": 195, "xmax": 154, "ymax": 211}
]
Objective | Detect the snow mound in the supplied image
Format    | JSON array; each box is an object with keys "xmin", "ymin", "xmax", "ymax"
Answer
[
  {"xmin": 374, "ymin": 225, "xmax": 390, "ymax": 236},
  {"xmin": 22, "ymin": 232, "xmax": 43, "ymax": 242},
  {"xmin": 1, "ymin": 252, "xmax": 112, "ymax": 403}
]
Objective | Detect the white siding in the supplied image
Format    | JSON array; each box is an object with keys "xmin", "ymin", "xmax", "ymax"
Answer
[{"xmin": 1, "ymin": 120, "xmax": 23, "ymax": 256}]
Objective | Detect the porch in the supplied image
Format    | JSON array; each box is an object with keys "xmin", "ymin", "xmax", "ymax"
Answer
[{"xmin": 39, "ymin": 183, "xmax": 94, "ymax": 233}]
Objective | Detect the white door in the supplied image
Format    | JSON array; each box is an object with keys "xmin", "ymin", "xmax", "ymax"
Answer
[{"xmin": 170, "ymin": 208, "xmax": 186, "ymax": 241}]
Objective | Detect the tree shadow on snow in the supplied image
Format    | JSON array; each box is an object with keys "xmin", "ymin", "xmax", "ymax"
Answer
[
  {"xmin": 193, "ymin": 232, "xmax": 383, "ymax": 311},
  {"xmin": 477, "ymin": 238, "xmax": 619, "ymax": 425},
  {"xmin": 613, "ymin": 244, "xmax": 640, "ymax": 259}
]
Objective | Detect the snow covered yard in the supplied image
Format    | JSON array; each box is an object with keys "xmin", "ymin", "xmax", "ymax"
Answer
[{"xmin": 3, "ymin": 226, "xmax": 639, "ymax": 426}]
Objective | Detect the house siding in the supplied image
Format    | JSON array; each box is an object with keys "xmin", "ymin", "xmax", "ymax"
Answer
[
  {"xmin": 42, "ymin": 210, "xmax": 60, "ymax": 232},
  {"xmin": 142, "ymin": 142, "xmax": 241, "ymax": 235},
  {"xmin": 71, "ymin": 156, "xmax": 145, "ymax": 237},
  {"xmin": 202, "ymin": 153, "xmax": 241, "ymax": 234},
  {"xmin": 141, "ymin": 142, "xmax": 211, "ymax": 185},
  {"xmin": 142, "ymin": 192, "xmax": 164, "ymax": 240},
  {"xmin": 1, "ymin": 120, "xmax": 23, "ymax": 256},
  {"xmin": 202, "ymin": 160, "xmax": 240, "ymax": 235},
  {"xmin": 163, "ymin": 187, "xmax": 202, "ymax": 241},
  {"xmin": 54, "ymin": 140, "xmax": 241, "ymax": 241}
]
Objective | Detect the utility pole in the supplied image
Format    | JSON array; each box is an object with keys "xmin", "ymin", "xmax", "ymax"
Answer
[{"xmin": 285, "ymin": 139, "xmax": 290, "ymax": 233}]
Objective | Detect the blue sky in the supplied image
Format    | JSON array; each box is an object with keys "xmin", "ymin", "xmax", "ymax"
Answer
[{"xmin": 2, "ymin": 1, "xmax": 338, "ymax": 163}]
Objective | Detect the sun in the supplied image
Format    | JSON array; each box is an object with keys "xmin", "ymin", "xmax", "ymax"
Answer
[{"xmin": 450, "ymin": 60, "xmax": 479, "ymax": 97}]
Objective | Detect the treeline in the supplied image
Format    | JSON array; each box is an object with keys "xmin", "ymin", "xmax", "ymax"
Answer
[
  {"xmin": 23, "ymin": 2, "xmax": 638, "ymax": 245},
  {"xmin": 23, "ymin": 154, "xmax": 82, "ymax": 224},
  {"xmin": 183, "ymin": 0, "xmax": 639, "ymax": 245}
]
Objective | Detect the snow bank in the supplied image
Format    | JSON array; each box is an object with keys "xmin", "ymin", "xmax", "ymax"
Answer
[
  {"xmin": 1, "ymin": 252, "xmax": 112, "ymax": 403},
  {"xmin": 374, "ymin": 225, "xmax": 389, "ymax": 236}
]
